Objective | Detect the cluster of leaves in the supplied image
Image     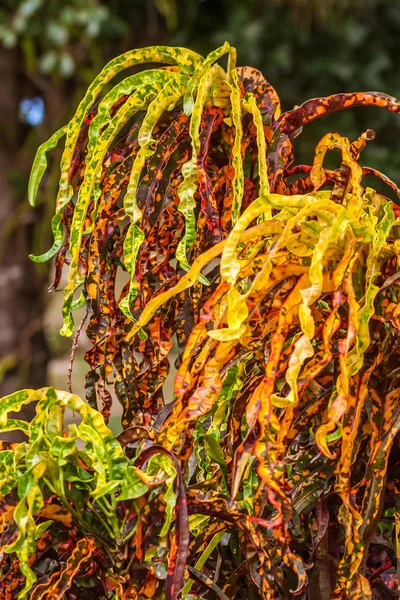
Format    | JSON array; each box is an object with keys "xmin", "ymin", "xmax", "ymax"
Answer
[
  {"xmin": 1, "ymin": 42, "xmax": 400, "ymax": 598},
  {"xmin": 0, "ymin": 387, "xmax": 182, "ymax": 599}
]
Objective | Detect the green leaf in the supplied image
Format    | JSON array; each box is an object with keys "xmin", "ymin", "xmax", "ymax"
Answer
[
  {"xmin": 176, "ymin": 66, "xmax": 215, "ymax": 269},
  {"xmin": 119, "ymin": 465, "xmax": 149, "ymax": 500},
  {"xmin": 30, "ymin": 46, "xmax": 203, "ymax": 267},
  {"xmin": 203, "ymin": 434, "xmax": 226, "ymax": 470},
  {"xmin": 228, "ymin": 68, "xmax": 244, "ymax": 225},
  {"xmin": 183, "ymin": 42, "xmax": 231, "ymax": 115},
  {"xmin": 4, "ymin": 485, "xmax": 44, "ymax": 600},
  {"xmin": 28, "ymin": 125, "xmax": 67, "ymax": 208}
]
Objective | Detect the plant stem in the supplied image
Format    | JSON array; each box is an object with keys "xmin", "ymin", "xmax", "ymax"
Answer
[
  {"xmin": 122, "ymin": 520, "xmax": 138, "ymax": 544},
  {"xmin": 68, "ymin": 309, "xmax": 89, "ymax": 394},
  {"xmin": 181, "ymin": 530, "xmax": 225, "ymax": 595},
  {"xmin": 43, "ymin": 476, "xmax": 115, "ymax": 552}
]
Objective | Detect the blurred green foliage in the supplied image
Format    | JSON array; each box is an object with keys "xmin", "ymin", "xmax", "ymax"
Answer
[
  {"xmin": 170, "ymin": 0, "xmax": 400, "ymax": 189},
  {"xmin": 0, "ymin": 0, "xmax": 110, "ymax": 77},
  {"xmin": 1, "ymin": 0, "xmax": 400, "ymax": 186}
]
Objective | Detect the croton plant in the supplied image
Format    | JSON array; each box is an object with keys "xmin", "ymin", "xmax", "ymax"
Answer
[{"xmin": 1, "ymin": 42, "xmax": 400, "ymax": 599}]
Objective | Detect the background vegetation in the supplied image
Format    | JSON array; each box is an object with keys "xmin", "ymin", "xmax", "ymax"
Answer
[{"xmin": 1, "ymin": 0, "xmax": 400, "ymax": 417}]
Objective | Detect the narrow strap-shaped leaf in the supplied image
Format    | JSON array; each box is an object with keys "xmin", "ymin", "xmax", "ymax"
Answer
[
  {"xmin": 218, "ymin": 195, "xmax": 344, "ymax": 341},
  {"xmin": 86, "ymin": 70, "xmax": 182, "ymax": 162},
  {"xmin": 349, "ymin": 198, "xmax": 394, "ymax": 374},
  {"xmin": 30, "ymin": 46, "xmax": 203, "ymax": 263},
  {"xmin": 229, "ymin": 68, "xmax": 244, "ymax": 225},
  {"xmin": 237, "ymin": 66, "xmax": 281, "ymax": 122},
  {"xmin": 220, "ymin": 191, "xmax": 335, "ymax": 285},
  {"xmin": 243, "ymin": 94, "xmax": 270, "ymax": 215},
  {"xmin": 176, "ymin": 67, "xmax": 215, "ymax": 271},
  {"xmin": 4, "ymin": 485, "xmax": 44, "ymax": 600},
  {"xmin": 119, "ymin": 77, "xmax": 187, "ymax": 319},
  {"xmin": 0, "ymin": 389, "xmax": 35, "ymax": 425},
  {"xmin": 278, "ymin": 90, "xmax": 400, "ymax": 137},
  {"xmin": 139, "ymin": 113, "xmax": 189, "ymax": 232},
  {"xmin": 86, "ymin": 71, "xmax": 187, "ymax": 232},
  {"xmin": 28, "ymin": 126, "xmax": 68, "ymax": 208},
  {"xmin": 311, "ymin": 132, "xmax": 364, "ymax": 213},
  {"xmin": 30, "ymin": 538, "xmax": 96, "ymax": 600},
  {"xmin": 183, "ymin": 41, "xmax": 231, "ymax": 115},
  {"xmin": 61, "ymin": 84, "xmax": 163, "ymax": 336},
  {"xmin": 182, "ymin": 530, "xmax": 225, "ymax": 595},
  {"xmin": 298, "ymin": 209, "xmax": 350, "ymax": 341},
  {"xmin": 135, "ymin": 446, "xmax": 189, "ymax": 600},
  {"xmin": 126, "ymin": 220, "xmax": 277, "ymax": 341},
  {"xmin": 187, "ymin": 566, "xmax": 231, "ymax": 600},
  {"xmin": 0, "ymin": 419, "xmax": 30, "ymax": 433},
  {"xmin": 196, "ymin": 107, "xmax": 224, "ymax": 243},
  {"xmin": 361, "ymin": 165, "xmax": 400, "ymax": 199}
]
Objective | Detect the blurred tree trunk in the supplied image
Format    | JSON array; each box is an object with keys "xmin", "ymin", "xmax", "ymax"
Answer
[
  {"xmin": 0, "ymin": 5, "xmax": 168, "ymax": 414},
  {"xmin": 0, "ymin": 46, "xmax": 50, "ymax": 407}
]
